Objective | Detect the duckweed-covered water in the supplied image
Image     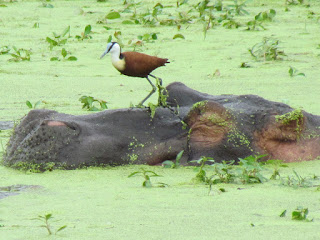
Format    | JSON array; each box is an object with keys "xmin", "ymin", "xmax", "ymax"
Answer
[{"xmin": 1, "ymin": 0, "xmax": 320, "ymax": 239}]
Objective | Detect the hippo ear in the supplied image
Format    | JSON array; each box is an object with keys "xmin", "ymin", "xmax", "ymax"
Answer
[
  {"xmin": 41, "ymin": 120, "xmax": 78, "ymax": 131},
  {"xmin": 185, "ymin": 101, "xmax": 232, "ymax": 148}
]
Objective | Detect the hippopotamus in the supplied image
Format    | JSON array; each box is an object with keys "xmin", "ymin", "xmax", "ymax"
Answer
[{"xmin": 3, "ymin": 82, "xmax": 320, "ymax": 170}]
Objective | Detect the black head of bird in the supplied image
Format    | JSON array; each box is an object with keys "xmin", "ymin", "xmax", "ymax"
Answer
[{"xmin": 100, "ymin": 42, "xmax": 169, "ymax": 106}]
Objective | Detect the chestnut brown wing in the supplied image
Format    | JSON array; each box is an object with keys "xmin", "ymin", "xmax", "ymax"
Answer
[{"xmin": 121, "ymin": 52, "xmax": 169, "ymax": 78}]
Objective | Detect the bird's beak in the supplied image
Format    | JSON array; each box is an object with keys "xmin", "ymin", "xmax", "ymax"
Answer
[{"xmin": 100, "ymin": 49, "xmax": 109, "ymax": 59}]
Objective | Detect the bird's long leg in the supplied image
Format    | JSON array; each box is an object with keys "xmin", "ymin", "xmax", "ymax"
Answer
[
  {"xmin": 149, "ymin": 74, "xmax": 162, "ymax": 86},
  {"xmin": 138, "ymin": 76, "xmax": 156, "ymax": 106},
  {"xmin": 149, "ymin": 74, "xmax": 167, "ymax": 107}
]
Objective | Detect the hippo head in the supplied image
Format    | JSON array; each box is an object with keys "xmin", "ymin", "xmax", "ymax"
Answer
[{"xmin": 4, "ymin": 107, "xmax": 187, "ymax": 170}]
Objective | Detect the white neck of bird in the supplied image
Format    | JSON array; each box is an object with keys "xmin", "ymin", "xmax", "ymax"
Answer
[
  {"xmin": 109, "ymin": 44, "xmax": 121, "ymax": 62},
  {"xmin": 109, "ymin": 43, "xmax": 125, "ymax": 71}
]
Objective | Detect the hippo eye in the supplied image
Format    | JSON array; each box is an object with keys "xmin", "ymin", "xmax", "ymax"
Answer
[{"xmin": 67, "ymin": 124, "xmax": 77, "ymax": 131}]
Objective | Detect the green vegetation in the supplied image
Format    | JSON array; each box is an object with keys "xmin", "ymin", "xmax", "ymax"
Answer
[
  {"xmin": 50, "ymin": 48, "xmax": 77, "ymax": 61},
  {"xmin": 8, "ymin": 47, "xmax": 31, "ymax": 62},
  {"xmin": 26, "ymin": 100, "xmax": 46, "ymax": 109},
  {"xmin": 75, "ymin": 25, "xmax": 93, "ymax": 41},
  {"xmin": 264, "ymin": 159, "xmax": 288, "ymax": 180},
  {"xmin": 280, "ymin": 169, "xmax": 319, "ymax": 188},
  {"xmin": 46, "ymin": 26, "xmax": 70, "ymax": 50},
  {"xmin": 162, "ymin": 150, "xmax": 184, "ymax": 168},
  {"xmin": 33, "ymin": 213, "xmax": 67, "ymax": 235},
  {"xmin": 1, "ymin": 0, "xmax": 320, "ymax": 238},
  {"xmin": 128, "ymin": 167, "xmax": 166, "ymax": 188},
  {"xmin": 275, "ymin": 108, "xmax": 304, "ymax": 136},
  {"xmin": 288, "ymin": 66, "xmax": 306, "ymax": 77},
  {"xmin": 249, "ymin": 37, "xmax": 286, "ymax": 61},
  {"xmin": 79, "ymin": 96, "xmax": 108, "ymax": 111},
  {"xmin": 292, "ymin": 207, "xmax": 313, "ymax": 221}
]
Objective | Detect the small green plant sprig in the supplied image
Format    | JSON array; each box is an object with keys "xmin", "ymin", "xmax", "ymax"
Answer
[
  {"xmin": 33, "ymin": 213, "xmax": 67, "ymax": 235},
  {"xmin": 50, "ymin": 48, "xmax": 77, "ymax": 61},
  {"xmin": 46, "ymin": 26, "xmax": 70, "ymax": 50},
  {"xmin": 0, "ymin": 46, "xmax": 10, "ymax": 55},
  {"xmin": 249, "ymin": 37, "xmax": 286, "ymax": 61},
  {"xmin": 147, "ymin": 77, "xmax": 168, "ymax": 118},
  {"xmin": 292, "ymin": 207, "xmax": 312, "ymax": 221},
  {"xmin": 264, "ymin": 159, "xmax": 288, "ymax": 180},
  {"xmin": 280, "ymin": 170, "xmax": 319, "ymax": 188},
  {"xmin": 288, "ymin": 66, "xmax": 305, "ymax": 77},
  {"xmin": 128, "ymin": 168, "xmax": 166, "ymax": 188},
  {"xmin": 190, "ymin": 156, "xmax": 215, "ymax": 183},
  {"xmin": 280, "ymin": 207, "xmax": 313, "ymax": 221},
  {"xmin": 162, "ymin": 150, "xmax": 184, "ymax": 168},
  {"xmin": 79, "ymin": 96, "xmax": 108, "ymax": 111},
  {"xmin": 26, "ymin": 100, "xmax": 46, "ymax": 109},
  {"xmin": 228, "ymin": 0, "xmax": 249, "ymax": 16},
  {"xmin": 236, "ymin": 154, "xmax": 267, "ymax": 184},
  {"xmin": 137, "ymin": 32, "xmax": 158, "ymax": 43},
  {"xmin": 209, "ymin": 160, "xmax": 235, "ymax": 184},
  {"xmin": 246, "ymin": 9, "xmax": 276, "ymax": 30},
  {"xmin": 286, "ymin": 0, "xmax": 304, "ymax": 5},
  {"xmin": 75, "ymin": 25, "xmax": 92, "ymax": 41},
  {"xmin": 8, "ymin": 46, "xmax": 31, "ymax": 62}
]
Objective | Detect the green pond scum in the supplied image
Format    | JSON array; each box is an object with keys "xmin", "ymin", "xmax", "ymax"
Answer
[{"xmin": 1, "ymin": 0, "xmax": 320, "ymax": 239}]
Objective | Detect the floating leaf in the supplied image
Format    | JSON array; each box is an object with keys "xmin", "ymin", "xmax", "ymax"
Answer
[
  {"xmin": 280, "ymin": 210, "xmax": 287, "ymax": 217},
  {"xmin": 61, "ymin": 48, "xmax": 67, "ymax": 58},
  {"xmin": 151, "ymin": 33, "xmax": 158, "ymax": 40},
  {"xmin": 61, "ymin": 26, "xmax": 70, "ymax": 37},
  {"xmin": 34, "ymin": 100, "xmax": 42, "ymax": 109},
  {"xmin": 122, "ymin": 20, "xmax": 134, "ymax": 24},
  {"xmin": 162, "ymin": 160, "xmax": 174, "ymax": 168},
  {"xmin": 56, "ymin": 225, "xmax": 67, "ymax": 233},
  {"xmin": 26, "ymin": 101, "xmax": 32, "ymax": 109},
  {"xmin": 50, "ymin": 57, "xmax": 59, "ymax": 61},
  {"xmin": 67, "ymin": 56, "xmax": 77, "ymax": 61},
  {"xmin": 173, "ymin": 34, "xmax": 185, "ymax": 39},
  {"xmin": 84, "ymin": 25, "xmax": 92, "ymax": 36},
  {"xmin": 106, "ymin": 11, "xmax": 120, "ymax": 19}
]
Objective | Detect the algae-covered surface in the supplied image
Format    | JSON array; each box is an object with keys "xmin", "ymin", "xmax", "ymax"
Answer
[
  {"xmin": 1, "ymin": 163, "xmax": 320, "ymax": 239},
  {"xmin": 1, "ymin": 0, "xmax": 320, "ymax": 239}
]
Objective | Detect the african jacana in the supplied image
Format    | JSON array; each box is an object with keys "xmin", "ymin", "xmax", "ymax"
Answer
[{"xmin": 100, "ymin": 42, "xmax": 169, "ymax": 106}]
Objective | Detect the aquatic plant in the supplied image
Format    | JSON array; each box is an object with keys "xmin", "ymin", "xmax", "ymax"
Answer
[
  {"xmin": 249, "ymin": 37, "xmax": 286, "ymax": 61},
  {"xmin": 33, "ymin": 213, "xmax": 67, "ymax": 235},
  {"xmin": 280, "ymin": 170, "xmax": 319, "ymax": 188},
  {"xmin": 50, "ymin": 48, "xmax": 77, "ymax": 61},
  {"xmin": 286, "ymin": 0, "xmax": 304, "ymax": 5},
  {"xmin": 292, "ymin": 207, "xmax": 313, "ymax": 221},
  {"xmin": 190, "ymin": 156, "xmax": 215, "ymax": 183},
  {"xmin": 26, "ymin": 100, "xmax": 45, "ymax": 109},
  {"xmin": 0, "ymin": 46, "xmax": 10, "ymax": 55},
  {"xmin": 46, "ymin": 26, "xmax": 70, "ymax": 50},
  {"xmin": 128, "ymin": 167, "xmax": 163, "ymax": 188},
  {"xmin": 246, "ymin": 9, "xmax": 276, "ymax": 30},
  {"xmin": 228, "ymin": 0, "xmax": 249, "ymax": 16},
  {"xmin": 288, "ymin": 66, "xmax": 305, "ymax": 77},
  {"xmin": 162, "ymin": 150, "xmax": 184, "ymax": 168},
  {"xmin": 264, "ymin": 159, "xmax": 288, "ymax": 180},
  {"xmin": 75, "ymin": 25, "xmax": 92, "ymax": 41},
  {"xmin": 236, "ymin": 154, "xmax": 267, "ymax": 184},
  {"xmin": 79, "ymin": 96, "xmax": 108, "ymax": 111},
  {"xmin": 137, "ymin": 32, "xmax": 158, "ymax": 43},
  {"xmin": 209, "ymin": 160, "xmax": 236, "ymax": 184},
  {"xmin": 8, "ymin": 47, "xmax": 31, "ymax": 62}
]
